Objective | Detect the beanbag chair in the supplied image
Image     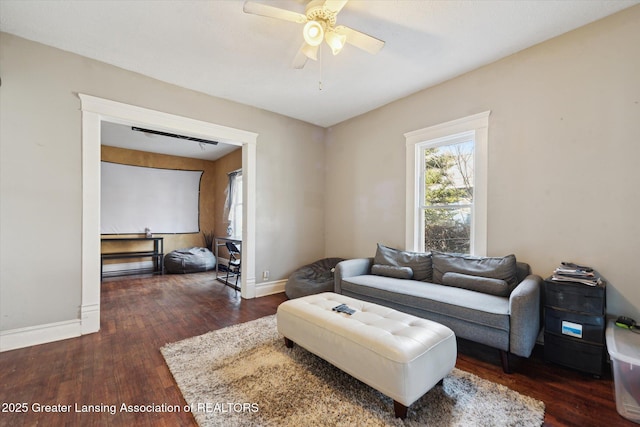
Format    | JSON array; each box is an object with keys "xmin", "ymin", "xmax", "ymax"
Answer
[
  {"xmin": 285, "ymin": 257, "xmax": 345, "ymax": 299},
  {"xmin": 165, "ymin": 247, "xmax": 216, "ymax": 274}
]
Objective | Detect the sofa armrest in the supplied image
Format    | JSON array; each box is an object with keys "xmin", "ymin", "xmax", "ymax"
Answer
[
  {"xmin": 334, "ymin": 258, "xmax": 373, "ymax": 294},
  {"xmin": 509, "ymin": 274, "xmax": 542, "ymax": 357}
]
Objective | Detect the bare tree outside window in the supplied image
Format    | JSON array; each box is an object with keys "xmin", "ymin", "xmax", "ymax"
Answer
[{"xmin": 423, "ymin": 141, "xmax": 474, "ymax": 254}]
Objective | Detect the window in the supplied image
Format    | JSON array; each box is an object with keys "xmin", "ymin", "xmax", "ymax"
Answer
[
  {"xmin": 405, "ymin": 112, "xmax": 489, "ymax": 255},
  {"xmin": 225, "ymin": 170, "xmax": 243, "ymax": 239},
  {"xmin": 421, "ymin": 135, "xmax": 474, "ymax": 253}
]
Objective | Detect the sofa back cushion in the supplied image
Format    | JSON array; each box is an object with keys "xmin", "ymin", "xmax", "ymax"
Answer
[
  {"xmin": 432, "ymin": 251, "xmax": 518, "ymax": 293},
  {"xmin": 516, "ymin": 261, "xmax": 531, "ymax": 282},
  {"xmin": 371, "ymin": 264, "xmax": 414, "ymax": 280},
  {"xmin": 442, "ymin": 272, "xmax": 510, "ymax": 296},
  {"xmin": 373, "ymin": 243, "xmax": 432, "ymax": 282}
]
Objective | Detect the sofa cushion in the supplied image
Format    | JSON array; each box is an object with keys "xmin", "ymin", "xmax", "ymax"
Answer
[
  {"xmin": 432, "ymin": 252, "xmax": 518, "ymax": 291},
  {"xmin": 442, "ymin": 272, "xmax": 510, "ymax": 297},
  {"xmin": 341, "ymin": 275, "xmax": 510, "ymax": 332},
  {"xmin": 371, "ymin": 264, "xmax": 414, "ymax": 279},
  {"xmin": 374, "ymin": 244, "xmax": 432, "ymax": 282}
]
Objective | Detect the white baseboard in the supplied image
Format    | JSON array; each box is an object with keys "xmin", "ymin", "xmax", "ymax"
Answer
[
  {"xmin": 0, "ymin": 319, "xmax": 82, "ymax": 352},
  {"xmin": 1, "ymin": 303, "xmax": 101, "ymax": 352},
  {"xmin": 255, "ymin": 279, "xmax": 286, "ymax": 297},
  {"xmin": 1, "ymin": 277, "xmax": 281, "ymax": 352},
  {"xmin": 81, "ymin": 303, "xmax": 100, "ymax": 334}
]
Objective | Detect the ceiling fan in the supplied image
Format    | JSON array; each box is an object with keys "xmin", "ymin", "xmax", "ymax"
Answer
[{"xmin": 243, "ymin": 0, "xmax": 385, "ymax": 69}]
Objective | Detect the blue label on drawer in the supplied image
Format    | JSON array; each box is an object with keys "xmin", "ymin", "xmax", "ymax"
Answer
[{"xmin": 562, "ymin": 321, "xmax": 583, "ymax": 338}]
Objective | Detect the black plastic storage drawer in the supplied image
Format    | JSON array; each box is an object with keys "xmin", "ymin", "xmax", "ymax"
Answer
[
  {"xmin": 544, "ymin": 307, "xmax": 605, "ymax": 345},
  {"xmin": 544, "ymin": 280, "xmax": 605, "ymax": 314},
  {"xmin": 544, "ymin": 332, "xmax": 604, "ymax": 376}
]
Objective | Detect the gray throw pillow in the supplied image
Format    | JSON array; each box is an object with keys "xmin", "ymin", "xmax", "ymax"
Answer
[
  {"xmin": 371, "ymin": 264, "xmax": 414, "ymax": 280},
  {"xmin": 373, "ymin": 243, "xmax": 432, "ymax": 281},
  {"xmin": 432, "ymin": 251, "xmax": 518, "ymax": 291},
  {"xmin": 442, "ymin": 272, "xmax": 510, "ymax": 296}
]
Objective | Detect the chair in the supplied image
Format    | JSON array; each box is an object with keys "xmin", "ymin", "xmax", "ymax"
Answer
[{"xmin": 224, "ymin": 241, "xmax": 241, "ymax": 292}]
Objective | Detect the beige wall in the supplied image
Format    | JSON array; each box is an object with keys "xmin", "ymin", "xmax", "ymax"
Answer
[
  {"xmin": 0, "ymin": 33, "xmax": 325, "ymax": 332},
  {"xmin": 325, "ymin": 6, "xmax": 640, "ymax": 319}
]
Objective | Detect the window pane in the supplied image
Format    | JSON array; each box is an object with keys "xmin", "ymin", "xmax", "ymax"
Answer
[
  {"xmin": 424, "ymin": 207, "xmax": 471, "ymax": 254},
  {"xmin": 424, "ymin": 141, "xmax": 474, "ymax": 207}
]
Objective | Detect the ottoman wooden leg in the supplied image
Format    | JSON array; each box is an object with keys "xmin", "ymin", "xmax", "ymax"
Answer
[
  {"xmin": 284, "ymin": 337, "xmax": 294, "ymax": 348},
  {"xmin": 393, "ymin": 400, "xmax": 408, "ymax": 419}
]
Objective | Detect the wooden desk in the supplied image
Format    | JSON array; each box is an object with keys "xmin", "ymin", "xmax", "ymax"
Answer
[{"xmin": 101, "ymin": 237, "xmax": 164, "ymax": 279}]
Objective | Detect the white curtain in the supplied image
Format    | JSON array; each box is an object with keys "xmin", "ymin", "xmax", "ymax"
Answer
[{"xmin": 224, "ymin": 170, "xmax": 243, "ymax": 238}]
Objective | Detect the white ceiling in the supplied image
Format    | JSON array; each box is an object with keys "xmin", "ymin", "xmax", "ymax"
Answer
[
  {"xmin": 101, "ymin": 122, "xmax": 239, "ymax": 161},
  {"xmin": 1, "ymin": 0, "xmax": 638, "ymax": 128}
]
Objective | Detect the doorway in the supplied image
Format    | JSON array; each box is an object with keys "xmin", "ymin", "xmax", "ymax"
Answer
[{"xmin": 79, "ymin": 94, "xmax": 258, "ymax": 335}]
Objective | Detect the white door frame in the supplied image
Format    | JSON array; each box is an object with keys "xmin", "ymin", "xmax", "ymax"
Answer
[{"xmin": 79, "ymin": 94, "xmax": 258, "ymax": 334}]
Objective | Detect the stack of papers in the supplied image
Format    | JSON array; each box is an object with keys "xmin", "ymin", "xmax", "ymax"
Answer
[{"xmin": 551, "ymin": 262, "xmax": 602, "ymax": 286}]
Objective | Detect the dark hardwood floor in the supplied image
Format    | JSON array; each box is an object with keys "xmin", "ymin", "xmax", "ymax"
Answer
[{"xmin": 0, "ymin": 273, "xmax": 634, "ymax": 426}]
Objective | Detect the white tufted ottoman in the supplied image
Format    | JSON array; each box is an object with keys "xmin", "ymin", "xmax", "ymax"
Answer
[{"xmin": 276, "ymin": 292, "xmax": 457, "ymax": 419}]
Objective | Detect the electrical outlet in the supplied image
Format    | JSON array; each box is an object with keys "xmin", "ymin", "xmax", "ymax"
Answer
[{"xmin": 263, "ymin": 270, "xmax": 269, "ymax": 281}]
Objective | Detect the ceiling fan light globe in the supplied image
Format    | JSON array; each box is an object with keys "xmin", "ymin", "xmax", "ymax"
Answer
[
  {"xmin": 303, "ymin": 20, "xmax": 324, "ymax": 46},
  {"xmin": 325, "ymin": 30, "xmax": 346, "ymax": 55}
]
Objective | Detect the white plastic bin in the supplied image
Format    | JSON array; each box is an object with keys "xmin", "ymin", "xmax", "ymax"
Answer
[{"xmin": 606, "ymin": 320, "xmax": 640, "ymax": 424}]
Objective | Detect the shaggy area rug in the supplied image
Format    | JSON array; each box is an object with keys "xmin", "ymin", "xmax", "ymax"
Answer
[{"xmin": 161, "ymin": 315, "xmax": 544, "ymax": 426}]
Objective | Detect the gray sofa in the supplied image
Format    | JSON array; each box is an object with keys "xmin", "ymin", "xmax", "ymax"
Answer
[{"xmin": 334, "ymin": 244, "xmax": 543, "ymax": 373}]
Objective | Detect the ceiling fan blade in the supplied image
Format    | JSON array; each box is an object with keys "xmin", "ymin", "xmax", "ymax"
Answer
[
  {"xmin": 243, "ymin": 1, "xmax": 307, "ymax": 24},
  {"xmin": 292, "ymin": 55, "xmax": 308, "ymax": 69},
  {"xmin": 302, "ymin": 43, "xmax": 319, "ymax": 61},
  {"xmin": 323, "ymin": 0, "xmax": 348, "ymax": 14},
  {"xmin": 292, "ymin": 42, "xmax": 320, "ymax": 69},
  {"xmin": 335, "ymin": 25, "xmax": 385, "ymax": 55},
  {"xmin": 292, "ymin": 43, "xmax": 309, "ymax": 69}
]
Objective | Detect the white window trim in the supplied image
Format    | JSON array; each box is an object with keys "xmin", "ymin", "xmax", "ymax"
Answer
[{"xmin": 405, "ymin": 111, "xmax": 490, "ymax": 256}]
